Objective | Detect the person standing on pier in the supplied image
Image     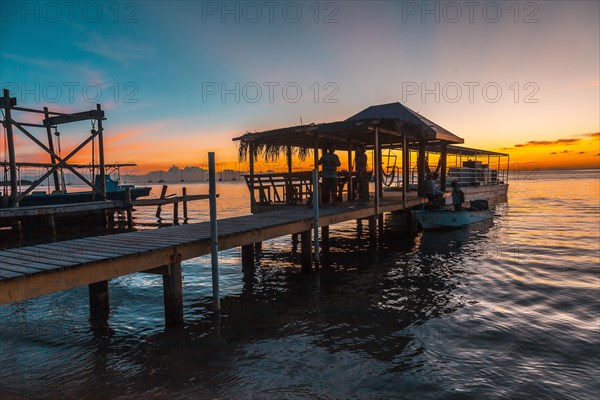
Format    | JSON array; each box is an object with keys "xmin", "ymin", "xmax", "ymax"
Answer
[
  {"xmin": 318, "ymin": 146, "xmax": 341, "ymax": 204},
  {"xmin": 355, "ymin": 145, "xmax": 369, "ymax": 206}
]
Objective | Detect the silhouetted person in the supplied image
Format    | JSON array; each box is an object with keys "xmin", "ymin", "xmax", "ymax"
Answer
[
  {"xmin": 355, "ymin": 145, "xmax": 369, "ymax": 206},
  {"xmin": 451, "ymin": 179, "xmax": 464, "ymax": 211},
  {"xmin": 318, "ymin": 146, "xmax": 341, "ymax": 204}
]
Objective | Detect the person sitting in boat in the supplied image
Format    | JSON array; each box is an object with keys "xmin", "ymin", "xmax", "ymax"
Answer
[
  {"xmin": 451, "ymin": 179, "xmax": 465, "ymax": 211},
  {"xmin": 424, "ymin": 172, "xmax": 444, "ymax": 206}
]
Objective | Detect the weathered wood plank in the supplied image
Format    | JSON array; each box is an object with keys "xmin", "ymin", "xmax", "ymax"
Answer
[
  {"xmin": 0, "ymin": 250, "xmax": 76, "ymax": 267},
  {"xmin": 0, "ymin": 268, "xmax": 25, "ymax": 279},
  {"xmin": 0, "ymin": 195, "xmax": 428, "ymax": 306}
]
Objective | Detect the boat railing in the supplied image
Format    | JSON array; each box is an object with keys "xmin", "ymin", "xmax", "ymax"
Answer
[{"xmin": 447, "ymin": 167, "xmax": 505, "ymax": 187}]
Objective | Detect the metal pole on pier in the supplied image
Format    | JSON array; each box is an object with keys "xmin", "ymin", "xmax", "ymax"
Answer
[
  {"xmin": 208, "ymin": 152, "xmax": 220, "ymax": 310},
  {"xmin": 312, "ymin": 168, "xmax": 320, "ymax": 266}
]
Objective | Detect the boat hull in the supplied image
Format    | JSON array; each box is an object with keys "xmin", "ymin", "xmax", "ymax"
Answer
[
  {"xmin": 413, "ymin": 209, "xmax": 494, "ymax": 230},
  {"xmin": 18, "ymin": 187, "xmax": 151, "ymax": 207}
]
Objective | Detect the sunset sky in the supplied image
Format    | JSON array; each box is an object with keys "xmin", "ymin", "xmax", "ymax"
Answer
[{"xmin": 1, "ymin": 1, "xmax": 598, "ymax": 171}]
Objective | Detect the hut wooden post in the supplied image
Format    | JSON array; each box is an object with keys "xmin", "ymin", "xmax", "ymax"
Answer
[
  {"xmin": 43, "ymin": 106, "xmax": 61, "ymax": 192},
  {"xmin": 347, "ymin": 139, "xmax": 353, "ymax": 201},
  {"xmin": 402, "ymin": 134, "xmax": 409, "ymax": 207},
  {"xmin": 96, "ymin": 104, "xmax": 106, "ymax": 200},
  {"xmin": 163, "ymin": 259, "xmax": 183, "ymax": 326},
  {"xmin": 417, "ymin": 140, "xmax": 426, "ymax": 196},
  {"xmin": 440, "ymin": 143, "xmax": 448, "ymax": 191},
  {"xmin": 88, "ymin": 280, "xmax": 110, "ymax": 324},
  {"xmin": 249, "ymin": 142, "xmax": 255, "ymax": 210},
  {"xmin": 2, "ymin": 89, "xmax": 18, "ymax": 206},
  {"xmin": 286, "ymin": 146, "xmax": 293, "ymax": 203},
  {"xmin": 287, "ymin": 146, "xmax": 293, "ymax": 173},
  {"xmin": 374, "ymin": 126, "xmax": 381, "ymax": 217}
]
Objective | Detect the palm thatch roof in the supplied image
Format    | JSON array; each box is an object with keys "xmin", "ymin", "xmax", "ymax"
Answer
[{"xmin": 233, "ymin": 102, "xmax": 465, "ymax": 161}]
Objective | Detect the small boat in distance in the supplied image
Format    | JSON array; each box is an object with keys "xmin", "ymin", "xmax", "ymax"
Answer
[{"xmin": 413, "ymin": 200, "xmax": 494, "ymax": 230}]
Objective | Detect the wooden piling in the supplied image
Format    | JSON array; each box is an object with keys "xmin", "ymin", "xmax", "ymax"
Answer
[
  {"xmin": 173, "ymin": 201, "xmax": 179, "ymax": 225},
  {"xmin": 125, "ymin": 187, "xmax": 133, "ymax": 230},
  {"xmin": 378, "ymin": 213, "xmax": 384, "ymax": 236},
  {"xmin": 322, "ymin": 225, "xmax": 330, "ymax": 249},
  {"xmin": 300, "ymin": 230, "xmax": 312, "ymax": 270},
  {"xmin": 48, "ymin": 215, "xmax": 56, "ymax": 239},
  {"xmin": 241, "ymin": 244, "xmax": 254, "ymax": 269},
  {"xmin": 2, "ymin": 90, "xmax": 19, "ymax": 206},
  {"xmin": 182, "ymin": 187, "xmax": 188, "ymax": 222},
  {"xmin": 292, "ymin": 233, "xmax": 299, "ymax": 245},
  {"xmin": 88, "ymin": 280, "xmax": 109, "ymax": 324},
  {"xmin": 156, "ymin": 185, "xmax": 168, "ymax": 218},
  {"xmin": 368, "ymin": 216, "xmax": 377, "ymax": 246},
  {"xmin": 357, "ymin": 219, "xmax": 363, "ymax": 236},
  {"xmin": 163, "ymin": 261, "xmax": 183, "ymax": 326}
]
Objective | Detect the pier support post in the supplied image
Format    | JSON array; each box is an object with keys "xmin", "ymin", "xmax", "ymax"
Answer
[
  {"xmin": 156, "ymin": 185, "xmax": 168, "ymax": 219},
  {"xmin": 48, "ymin": 215, "xmax": 56, "ymax": 239},
  {"xmin": 378, "ymin": 213, "xmax": 384, "ymax": 237},
  {"xmin": 322, "ymin": 225, "xmax": 330, "ymax": 249},
  {"xmin": 182, "ymin": 187, "xmax": 188, "ymax": 222},
  {"xmin": 173, "ymin": 201, "xmax": 179, "ymax": 225},
  {"xmin": 368, "ymin": 216, "xmax": 377, "ymax": 246},
  {"xmin": 241, "ymin": 244, "xmax": 254, "ymax": 269},
  {"xmin": 125, "ymin": 187, "xmax": 133, "ymax": 230},
  {"xmin": 163, "ymin": 261, "xmax": 183, "ymax": 326},
  {"xmin": 357, "ymin": 219, "xmax": 363, "ymax": 236},
  {"xmin": 292, "ymin": 233, "xmax": 299, "ymax": 245},
  {"xmin": 89, "ymin": 280, "xmax": 109, "ymax": 324},
  {"xmin": 300, "ymin": 230, "xmax": 312, "ymax": 271}
]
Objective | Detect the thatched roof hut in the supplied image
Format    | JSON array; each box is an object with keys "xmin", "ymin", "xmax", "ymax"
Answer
[{"xmin": 233, "ymin": 102, "xmax": 464, "ymax": 162}]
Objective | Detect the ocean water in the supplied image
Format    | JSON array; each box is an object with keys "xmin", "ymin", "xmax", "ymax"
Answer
[{"xmin": 0, "ymin": 169, "xmax": 598, "ymax": 399}]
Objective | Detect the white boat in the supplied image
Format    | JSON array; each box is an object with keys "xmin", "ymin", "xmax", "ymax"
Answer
[{"xmin": 413, "ymin": 209, "xmax": 494, "ymax": 230}]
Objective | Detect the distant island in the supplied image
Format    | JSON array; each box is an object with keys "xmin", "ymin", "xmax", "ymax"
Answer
[{"xmin": 130, "ymin": 165, "xmax": 243, "ymax": 183}]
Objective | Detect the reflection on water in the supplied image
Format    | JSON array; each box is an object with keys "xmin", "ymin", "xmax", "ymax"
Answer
[{"xmin": 1, "ymin": 171, "xmax": 599, "ymax": 399}]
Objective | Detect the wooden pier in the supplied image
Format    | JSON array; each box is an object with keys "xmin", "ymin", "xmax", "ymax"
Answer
[{"xmin": 0, "ymin": 194, "xmax": 425, "ymax": 325}]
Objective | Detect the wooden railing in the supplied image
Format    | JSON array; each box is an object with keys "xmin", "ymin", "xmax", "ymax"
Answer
[{"xmin": 243, "ymin": 171, "xmax": 362, "ymax": 205}]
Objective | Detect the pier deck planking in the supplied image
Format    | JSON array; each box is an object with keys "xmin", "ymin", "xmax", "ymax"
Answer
[{"xmin": 0, "ymin": 196, "xmax": 425, "ymax": 305}]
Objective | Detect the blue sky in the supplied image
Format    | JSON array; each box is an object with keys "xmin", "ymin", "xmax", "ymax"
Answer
[{"xmin": 1, "ymin": 1, "xmax": 599, "ymax": 169}]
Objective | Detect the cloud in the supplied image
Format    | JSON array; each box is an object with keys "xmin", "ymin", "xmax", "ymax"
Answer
[
  {"xmin": 77, "ymin": 34, "xmax": 154, "ymax": 64},
  {"xmin": 514, "ymin": 138, "xmax": 581, "ymax": 148},
  {"xmin": 550, "ymin": 152, "xmax": 557, "ymax": 155},
  {"xmin": 577, "ymin": 151, "xmax": 585, "ymax": 154},
  {"xmin": 1, "ymin": 53, "xmax": 105, "ymax": 84}
]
